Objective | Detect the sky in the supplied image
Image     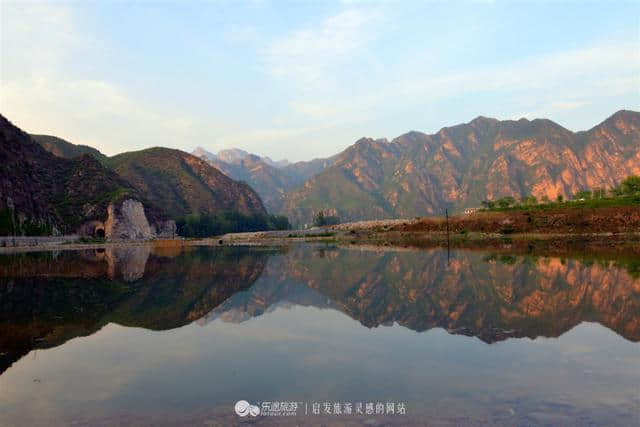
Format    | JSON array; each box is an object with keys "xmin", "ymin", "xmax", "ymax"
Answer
[{"xmin": 1, "ymin": 0, "xmax": 639, "ymax": 161}]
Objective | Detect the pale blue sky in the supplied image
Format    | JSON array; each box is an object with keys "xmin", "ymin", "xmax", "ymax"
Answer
[{"xmin": 2, "ymin": 0, "xmax": 639, "ymax": 161}]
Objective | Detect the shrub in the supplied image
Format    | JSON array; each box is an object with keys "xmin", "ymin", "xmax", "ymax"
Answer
[{"xmin": 313, "ymin": 211, "xmax": 340, "ymax": 227}]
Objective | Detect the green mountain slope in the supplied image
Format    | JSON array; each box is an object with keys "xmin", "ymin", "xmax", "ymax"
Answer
[{"xmin": 107, "ymin": 147, "xmax": 266, "ymax": 218}]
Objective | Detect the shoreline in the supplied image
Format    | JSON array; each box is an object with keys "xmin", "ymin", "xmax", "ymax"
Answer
[
  {"xmin": 1, "ymin": 228, "xmax": 639, "ymax": 258},
  {"xmin": 2, "ymin": 207, "xmax": 639, "ymax": 255}
]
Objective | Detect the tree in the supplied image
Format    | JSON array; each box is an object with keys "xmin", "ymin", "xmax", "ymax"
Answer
[
  {"xmin": 521, "ymin": 195, "xmax": 537, "ymax": 206},
  {"xmin": 176, "ymin": 210, "xmax": 291, "ymax": 237},
  {"xmin": 314, "ymin": 211, "xmax": 326, "ymax": 226},
  {"xmin": 496, "ymin": 196, "xmax": 515, "ymax": 208},
  {"xmin": 556, "ymin": 195, "xmax": 564, "ymax": 203},
  {"xmin": 481, "ymin": 200, "xmax": 496, "ymax": 209},
  {"xmin": 620, "ymin": 175, "xmax": 640, "ymax": 195}
]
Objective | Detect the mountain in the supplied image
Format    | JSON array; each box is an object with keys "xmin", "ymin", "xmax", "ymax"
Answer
[
  {"xmin": 31, "ymin": 133, "xmax": 266, "ymax": 221},
  {"xmin": 193, "ymin": 147, "xmax": 289, "ymax": 168},
  {"xmin": 0, "ymin": 115, "xmax": 170, "ymax": 238},
  {"xmin": 107, "ymin": 147, "xmax": 266, "ymax": 218},
  {"xmin": 192, "ymin": 146, "xmax": 335, "ymax": 212},
  {"xmin": 30, "ymin": 134, "xmax": 108, "ymax": 163},
  {"xmin": 281, "ymin": 110, "xmax": 640, "ymax": 226}
]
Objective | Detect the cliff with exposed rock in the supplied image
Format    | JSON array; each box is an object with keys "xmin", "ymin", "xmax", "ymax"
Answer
[{"xmin": 281, "ymin": 110, "xmax": 640, "ymax": 225}]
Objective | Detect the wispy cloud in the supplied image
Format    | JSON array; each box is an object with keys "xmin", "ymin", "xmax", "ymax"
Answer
[
  {"xmin": 288, "ymin": 41, "xmax": 640, "ymax": 127},
  {"xmin": 265, "ymin": 8, "xmax": 378, "ymax": 86}
]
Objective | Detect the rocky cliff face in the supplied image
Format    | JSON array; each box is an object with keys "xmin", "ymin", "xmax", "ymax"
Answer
[{"xmin": 281, "ymin": 110, "xmax": 640, "ymax": 225}]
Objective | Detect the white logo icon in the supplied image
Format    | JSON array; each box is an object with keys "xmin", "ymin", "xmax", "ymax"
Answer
[{"xmin": 235, "ymin": 400, "xmax": 260, "ymax": 417}]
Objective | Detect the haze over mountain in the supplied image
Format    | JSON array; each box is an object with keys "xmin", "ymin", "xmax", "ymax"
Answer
[{"xmin": 192, "ymin": 146, "xmax": 336, "ymax": 212}]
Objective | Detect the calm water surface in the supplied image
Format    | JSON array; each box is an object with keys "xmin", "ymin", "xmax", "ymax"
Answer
[{"xmin": 0, "ymin": 244, "xmax": 638, "ymax": 426}]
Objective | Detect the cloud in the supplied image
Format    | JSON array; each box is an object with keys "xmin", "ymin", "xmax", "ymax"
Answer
[
  {"xmin": 288, "ymin": 41, "xmax": 640, "ymax": 125},
  {"xmin": 0, "ymin": 1, "xmax": 206, "ymax": 155},
  {"xmin": 1, "ymin": 77, "xmax": 203, "ymax": 154},
  {"xmin": 265, "ymin": 8, "xmax": 377, "ymax": 86}
]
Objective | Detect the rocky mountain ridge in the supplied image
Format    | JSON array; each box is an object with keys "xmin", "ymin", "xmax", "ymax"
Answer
[{"xmin": 281, "ymin": 110, "xmax": 640, "ymax": 225}]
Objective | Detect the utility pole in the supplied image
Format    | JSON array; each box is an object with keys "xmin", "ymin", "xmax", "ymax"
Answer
[{"xmin": 445, "ymin": 208, "xmax": 450, "ymax": 263}]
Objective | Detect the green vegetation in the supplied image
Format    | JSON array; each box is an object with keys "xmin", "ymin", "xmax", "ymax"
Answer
[
  {"xmin": 313, "ymin": 211, "xmax": 340, "ymax": 227},
  {"xmin": 176, "ymin": 210, "xmax": 290, "ymax": 237},
  {"xmin": 481, "ymin": 175, "xmax": 640, "ymax": 212}
]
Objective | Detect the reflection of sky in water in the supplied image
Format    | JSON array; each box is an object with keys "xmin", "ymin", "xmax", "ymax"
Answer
[
  {"xmin": 1, "ymin": 306, "xmax": 638, "ymax": 426},
  {"xmin": 0, "ymin": 245, "xmax": 639, "ymax": 426}
]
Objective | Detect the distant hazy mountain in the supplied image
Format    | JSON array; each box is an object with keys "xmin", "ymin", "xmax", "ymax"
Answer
[
  {"xmin": 281, "ymin": 110, "xmax": 640, "ymax": 226},
  {"xmin": 192, "ymin": 146, "xmax": 335, "ymax": 212},
  {"xmin": 193, "ymin": 147, "xmax": 290, "ymax": 168}
]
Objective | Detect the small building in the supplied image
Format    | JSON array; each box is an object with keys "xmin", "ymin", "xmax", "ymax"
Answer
[{"xmin": 463, "ymin": 207, "xmax": 480, "ymax": 215}]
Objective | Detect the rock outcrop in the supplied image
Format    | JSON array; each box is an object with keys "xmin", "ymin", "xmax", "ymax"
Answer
[
  {"xmin": 103, "ymin": 199, "xmax": 176, "ymax": 241},
  {"xmin": 104, "ymin": 199, "xmax": 154, "ymax": 240}
]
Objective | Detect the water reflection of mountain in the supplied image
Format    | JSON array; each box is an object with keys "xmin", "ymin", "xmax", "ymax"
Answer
[
  {"xmin": 0, "ymin": 246, "xmax": 271, "ymax": 374},
  {"xmin": 1, "ymin": 244, "xmax": 638, "ymax": 376},
  {"xmin": 204, "ymin": 246, "xmax": 640, "ymax": 344}
]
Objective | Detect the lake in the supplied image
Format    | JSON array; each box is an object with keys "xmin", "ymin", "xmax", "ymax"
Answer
[{"xmin": 0, "ymin": 244, "xmax": 638, "ymax": 426}]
